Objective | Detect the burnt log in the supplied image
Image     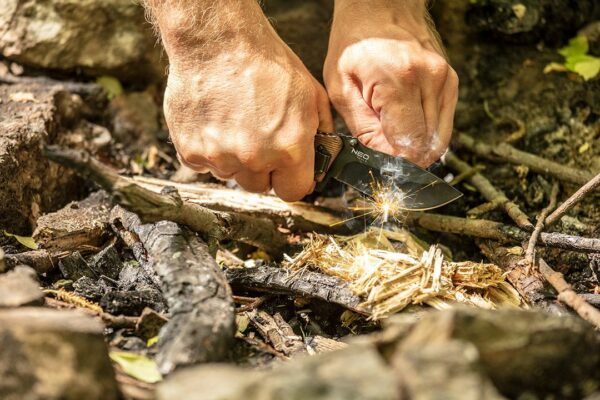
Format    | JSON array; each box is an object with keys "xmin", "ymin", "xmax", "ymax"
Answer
[{"xmin": 114, "ymin": 209, "xmax": 235, "ymax": 374}]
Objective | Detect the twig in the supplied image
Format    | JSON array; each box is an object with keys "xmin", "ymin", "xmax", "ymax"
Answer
[
  {"xmin": 45, "ymin": 296, "xmax": 139, "ymax": 329},
  {"xmin": 43, "ymin": 145, "xmax": 287, "ymax": 256},
  {"xmin": 406, "ymin": 213, "xmax": 600, "ymax": 253},
  {"xmin": 457, "ymin": 133, "xmax": 595, "ymax": 186},
  {"xmin": 538, "ymin": 258, "xmax": 600, "ymax": 328},
  {"xmin": 445, "ymin": 151, "xmax": 533, "ymax": 230},
  {"xmin": 478, "ymin": 242, "xmax": 565, "ymax": 314},
  {"xmin": 525, "ymin": 182, "xmax": 560, "ymax": 271},
  {"xmin": 237, "ymin": 295, "xmax": 271, "ymax": 312},
  {"xmin": 545, "ymin": 171, "xmax": 600, "ymax": 227}
]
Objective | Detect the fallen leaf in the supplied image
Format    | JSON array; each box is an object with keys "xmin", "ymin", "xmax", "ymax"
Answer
[
  {"xmin": 543, "ymin": 62, "xmax": 568, "ymax": 74},
  {"xmin": 3, "ymin": 231, "xmax": 38, "ymax": 250},
  {"xmin": 147, "ymin": 336, "xmax": 159, "ymax": 347},
  {"xmin": 236, "ymin": 314, "xmax": 250, "ymax": 334},
  {"xmin": 96, "ymin": 75, "xmax": 123, "ymax": 101},
  {"xmin": 558, "ymin": 36, "xmax": 588, "ymax": 58},
  {"xmin": 579, "ymin": 143, "xmax": 590, "ymax": 154},
  {"xmin": 109, "ymin": 352, "xmax": 162, "ymax": 383}
]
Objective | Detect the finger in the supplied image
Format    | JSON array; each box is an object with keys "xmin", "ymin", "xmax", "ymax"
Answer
[
  {"xmin": 272, "ymin": 147, "xmax": 315, "ymax": 202},
  {"xmin": 375, "ymin": 85, "xmax": 428, "ymax": 165},
  {"xmin": 234, "ymin": 170, "xmax": 272, "ymax": 193},
  {"xmin": 423, "ymin": 68, "xmax": 459, "ymax": 166},
  {"xmin": 176, "ymin": 153, "xmax": 210, "ymax": 174},
  {"xmin": 327, "ymin": 74, "xmax": 381, "ymax": 137},
  {"xmin": 419, "ymin": 56, "xmax": 448, "ymax": 138},
  {"xmin": 314, "ymin": 79, "xmax": 335, "ymax": 133}
]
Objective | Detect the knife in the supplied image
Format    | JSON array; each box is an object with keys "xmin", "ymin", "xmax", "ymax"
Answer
[{"xmin": 313, "ymin": 131, "xmax": 462, "ymax": 211}]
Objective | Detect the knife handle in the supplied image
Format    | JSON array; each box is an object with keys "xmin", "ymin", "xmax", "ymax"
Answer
[{"xmin": 314, "ymin": 131, "xmax": 344, "ymax": 182}]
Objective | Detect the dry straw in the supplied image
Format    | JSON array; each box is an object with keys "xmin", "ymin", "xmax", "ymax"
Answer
[{"xmin": 284, "ymin": 229, "xmax": 521, "ymax": 320}]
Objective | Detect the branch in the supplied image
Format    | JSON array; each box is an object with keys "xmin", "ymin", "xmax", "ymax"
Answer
[
  {"xmin": 225, "ymin": 265, "xmax": 366, "ymax": 314},
  {"xmin": 525, "ymin": 182, "xmax": 559, "ymax": 270},
  {"xmin": 445, "ymin": 151, "xmax": 533, "ymax": 230},
  {"xmin": 538, "ymin": 258, "xmax": 600, "ymax": 329},
  {"xmin": 407, "ymin": 213, "xmax": 600, "ymax": 253},
  {"xmin": 545, "ymin": 171, "xmax": 600, "ymax": 227},
  {"xmin": 43, "ymin": 145, "xmax": 287, "ymax": 256},
  {"xmin": 457, "ymin": 133, "xmax": 595, "ymax": 186}
]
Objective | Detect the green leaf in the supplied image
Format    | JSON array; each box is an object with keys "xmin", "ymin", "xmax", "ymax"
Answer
[
  {"xmin": 3, "ymin": 231, "xmax": 38, "ymax": 250},
  {"xmin": 558, "ymin": 36, "xmax": 588, "ymax": 58},
  {"xmin": 572, "ymin": 57, "xmax": 600, "ymax": 81},
  {"xmin": 109, "ymin": 352, "xmax": 162, "ymax": 383},
  {"xmin": 96, "ymin": 76, "xmax": 123, "ymax": 101},
  {"xmin": 147, "ymin": 336, "xmax": 159, "ymax": 347}
]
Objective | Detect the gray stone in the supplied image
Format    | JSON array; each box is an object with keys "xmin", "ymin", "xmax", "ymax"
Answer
[
  {"xmin": 0, "ymin": 307, "xmax": 119, "ymax": 400},
  {"xmin": 0, "ymin": 265, "xmax": 43, "ymax": 307},
  {"xmin": 0, "ymin": 0, "xmax": 164, "ymax": 83},
  {"xmin": 157, "ymin": 344, "xmax": 399, "ymax": 400}
]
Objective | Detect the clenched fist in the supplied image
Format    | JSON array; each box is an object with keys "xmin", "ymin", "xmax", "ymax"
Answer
[
  {"xmin": 324, "ymin": 0, "xmax": 458, "ymax": 168},
  {"xmin": 154, "ymin": 0, "xmax": 333, "ymax": 201}
]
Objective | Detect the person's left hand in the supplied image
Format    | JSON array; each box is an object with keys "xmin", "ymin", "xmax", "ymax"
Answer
[{"xmin": 324, "ymin": 0, "xmax": 459, "ymax": 168}]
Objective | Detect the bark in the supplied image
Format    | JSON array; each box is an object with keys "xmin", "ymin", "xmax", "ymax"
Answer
[
  {"xmin": 114, "ymin": 209, "xmax": 235, "ymax": 374},
  {"xmin": 407, "ymin": 212, "xmax": 600, "ymax": 253},
  {"xmin": 0, "ymin": 80, "xmax": 102, "ymax": 233},
  {"xmin": 33, "ymin": 191, "xmax": 112, "ymax": 252},
  {"xmin": 478, "ymin": 241, "xmax": 566, "ymax": 314},
  {"xmin": 133, "ymin": 176, "xmax": 351, "ymax": 234},
  {"xmin": 225, "ymin": 265, "xmax": 365, "ymax": 314},
  {"xmin": 44, "ymin": 146, "xmax": 288, "ymax": 256}
]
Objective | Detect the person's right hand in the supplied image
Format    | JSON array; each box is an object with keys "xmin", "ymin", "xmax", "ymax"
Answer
[{"xmin": 159, "ymin": 2, "xmax": 333, "ymax": 202}]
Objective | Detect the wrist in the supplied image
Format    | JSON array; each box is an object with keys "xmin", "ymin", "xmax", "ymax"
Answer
[
  {"xmin": 331, "ymin": 0, "xmax": 441, "ymax": 55},
  {"xmin": 151, "ymin": 0, "xmax": 276, "ymax": 72}
]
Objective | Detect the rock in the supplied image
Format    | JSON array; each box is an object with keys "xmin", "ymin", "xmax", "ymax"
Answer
[
  {"xmin": 0, "ymin": 307, "xmax": 119, "ymax": 400},
  {"xmin": 157, "ymin": 344, "xmax": 399, "ymax": 400},
  {"xmin": 136, "ymin": 307, "xmax": 168, "ymax": 341},
  {"xmin": 0, "ymin": 266, "xmax": 43, "ymax": 307},
  {"xmin": 108, "ymin": 90, "xmax": 161, "ymax": 148},
  {"xmin": 0, "ymin": 79, "xmax": 103, "ymax": 234},
  {"xmin": 0, "ymin": 0, "xmax": 165, "ymax": 83},
  {"xmin": 393, "ymin": 308, "xmax": 600, "ymax": 399}
]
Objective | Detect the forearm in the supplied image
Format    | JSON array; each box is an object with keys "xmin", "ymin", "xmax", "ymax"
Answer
[
  {"xmin": 332, "ymin": 0, "xmax": 443, "ymax": 56},
  {"xmin": 142, "ymin": 0, "xmax": 273, "ymax": 68}
]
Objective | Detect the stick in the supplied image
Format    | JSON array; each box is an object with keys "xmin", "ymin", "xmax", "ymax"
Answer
[
  {"xmin": 457, "ymin": 133, "xmax": 595, "ymax": 186},
  {"xmin": 132, "ymin": 176, "xmax": 351, "ymax": 234},
  {"xmin": 545, "ymin": 171, "xmax": 600, "ymax": 227},
  {"xmin": 43, "ymin": 146, "xmax": 287, "ymax": 256},
  {"xmin": 525, "ymin": 182, "xmax": 559, "ymax": 270},
  {"xmin": 478, "ymin": 242, "xmax": 564, "ymax": 313},
  {"xmin": 44, "ymin": 297, "xmax": 139, "ymax": 329},
  {"xmin": 445, "ymin": 151, "xmax": 533, "ymax": 230},
  {"xmin": 538, "ymin": 258, "xmax": 600, "ymax": 328},
  {"xmin": 225, "ymin": 266, "xmax": 366, "ymax": 314},
  {"xmin": 407, "ymin": 213, "xmax": 600, "ymax": 253}
]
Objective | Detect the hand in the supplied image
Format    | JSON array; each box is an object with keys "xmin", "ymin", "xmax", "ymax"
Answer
[
  {"xmin": 324, "ymin": 0, "xmax": 458, "ymax": 168},
  {"xmin": 153, "ymin": 0, "xmax": 333, "ymax": 201}
]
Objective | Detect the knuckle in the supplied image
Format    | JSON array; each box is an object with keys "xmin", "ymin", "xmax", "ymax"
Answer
[{"xmin": 427, "ymin": 56, "xmax": 449, "ymax": 81}]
